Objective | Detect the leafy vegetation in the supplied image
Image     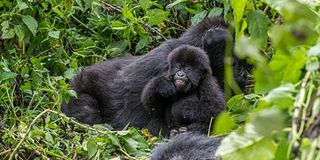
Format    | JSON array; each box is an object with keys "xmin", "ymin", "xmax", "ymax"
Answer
[{"xmin": 0, "ymin": 0, "xmax": 320, "ymax": 159}]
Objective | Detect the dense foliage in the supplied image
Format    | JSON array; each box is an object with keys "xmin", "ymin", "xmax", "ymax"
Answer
[{"xmin": 0, "ymin": 0, "xmax": 319, "ymax": 159}]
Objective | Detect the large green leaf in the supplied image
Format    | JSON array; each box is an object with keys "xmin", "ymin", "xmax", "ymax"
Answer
[
  {"xmin": 191, "ymin": 10, "xmax": 207, "ymax": 25},
  {"xmin": 14, "ymin": 25, "xmax": 25, "ymax": 41},
  {"xmin": 22, "ymin": 15, "xmax": 38, "ymax": 36},
  {"xmin": 87, "ymin": 138, "xmax": 98, "ymax": 159},
  {"xmin": 166, "ymin": 0, "xmax": 187, "ymax": 8},
  {"xmin": 213, "ymin": 112, "xmax": 236, "ymax": 135},
  {"xmin": 122, "ymin": 6, "xmax": 135, "ymax": 21},
  {"xmin": 269, "ymin": 49, "xmax": 307, "ymax": 85},
  {"xmin": 146, "ymin": 9, "xmax": 168, "ymax": 26},
  {"xmin": 48, "ymin": 31, "xmax": 60, "ymax": 39},
  {"xmin": 263, "ymin": 84, "xmax": 295, "ymax": 109},
  {"xmin": 0, "ymin": 71, "xmax": 17, "ymax": 81},
  {"xmin": 208, "ymin": 7, "xmax": 223, "ymax": 18},
  {"xmin": 247, "ymin": 10, "xmax": 271, "ymax": 49},
  {"xmin": 17, "ymin": 0, "xmax": 28, "ymax": 10},
  {"xmin": 231, "ymin": 0, "xmax": 248, "ymax": 23}
]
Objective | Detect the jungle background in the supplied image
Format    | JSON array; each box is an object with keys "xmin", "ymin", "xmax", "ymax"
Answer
[{"xmin": 0, "ymin": 0, "xmax": 320, "ymax": 159}]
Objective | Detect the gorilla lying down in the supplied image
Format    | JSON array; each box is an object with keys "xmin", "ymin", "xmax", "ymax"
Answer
[
  {"xmin": 62, "ymin": 17, "xmax": 246, "ymax": 136},
  {"xmin": 150, "ymin": 132, "xmax": 222, "ymax": 160}
]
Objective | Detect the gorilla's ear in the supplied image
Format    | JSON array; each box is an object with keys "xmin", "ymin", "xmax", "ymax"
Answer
[{"xmin": 197, "ymin": 54, "xmax": 212, "ymax": 76}]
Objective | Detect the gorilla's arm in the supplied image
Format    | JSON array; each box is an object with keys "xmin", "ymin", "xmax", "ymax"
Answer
[
  {"xmin": 141, "ymin": 76, "xmax": 176, "ymax": 110},
  {"xmin": 171, "ymin": 75, "xmax": 225, "ymax": 131}
]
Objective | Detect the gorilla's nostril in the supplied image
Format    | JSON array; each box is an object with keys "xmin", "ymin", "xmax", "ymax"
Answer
[{"xmin": 177, "ymin": 71, "xmax": 185, "ymax": 78}]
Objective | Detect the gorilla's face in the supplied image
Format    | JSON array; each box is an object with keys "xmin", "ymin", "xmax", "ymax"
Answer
[
  {"xmin": 172, "ymin": 64, "xmax": 192, "ymax": 92},
  {"xmin": 167, "ymin": 45, "xmax": 212, "ymax": 93}
]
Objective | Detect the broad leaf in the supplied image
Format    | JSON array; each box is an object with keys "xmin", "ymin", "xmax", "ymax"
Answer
[
  {"xmin": 208, "ymin": 8, "xmax": 223, "ymax": 18},
  {"xmin": 22, "ymin": 15, "xmax": 38, "ymax": 36},
  {"xmin": 146, "ymin": 9, "xmax": 168, "ymax": 26},
  {"xmin": 191, "ymin": 10, "xmax": 207, "ymax": 25},
  {"xmin": 48, "ymin": 31, "xmax": 60, "ymax": 39},
  {"xmin": 247, "ymin": 10, "xmax": 270, "ymax": 49},
  {"xmin": 87, "ymin": 138, "xmax": 98, "ymax": 159}
]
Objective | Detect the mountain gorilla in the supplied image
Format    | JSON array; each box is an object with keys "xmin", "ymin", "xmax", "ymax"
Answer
[
  {"xmin": 150, "ymin": 132, "xmax": 222, "ymax": 160},
  {"xmin": 62, "ymin": 17, "xmax": 246, "ymax": 136},
  {"xmin": 141, "ymin": 45, "xmax": 224, "ymax": 136}
]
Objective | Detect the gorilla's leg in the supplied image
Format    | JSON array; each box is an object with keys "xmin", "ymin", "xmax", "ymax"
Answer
[{"xmin": 61, "ymin": 93, "xmax": 103, "ymax": 124}]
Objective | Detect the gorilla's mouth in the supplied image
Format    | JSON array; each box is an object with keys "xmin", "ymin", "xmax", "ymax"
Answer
[{"xmin": 174, "ymin": 79, "xmax": 188, "ymax": 87}]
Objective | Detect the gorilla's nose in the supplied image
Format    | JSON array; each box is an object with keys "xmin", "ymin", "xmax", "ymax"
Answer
[{"xmin": 177, "ymin": 71, "xmax": 186, "ymax": 78}]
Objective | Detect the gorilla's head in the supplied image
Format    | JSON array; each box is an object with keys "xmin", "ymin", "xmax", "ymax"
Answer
[{"xmin": 167, "ymin": 45, "xmax": 212, "ymax": 92}]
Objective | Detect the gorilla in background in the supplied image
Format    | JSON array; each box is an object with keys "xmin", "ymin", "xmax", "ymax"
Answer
[
  {"xmin": 149, "ymin": 132, "xmax": 222, "ymax": 160},
  {"xmin": 62, "ymin": 17, "xmax": 246, "ymax": 136},
  {"xmin": 141, "ymin": 45, "xmax": 224, "ymax": 136}
]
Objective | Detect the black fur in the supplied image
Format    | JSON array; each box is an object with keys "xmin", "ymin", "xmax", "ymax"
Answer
[
  {"xmin": 62, "ymin": 17, "xmax": 246, "ymax": 135},
  {"xmin": 150, "ymin": 132, "xmax": 222, "ymax": 160},
  {"xmin": 141, "ymin": 45, "xmax": 225, "ymax": 135}
]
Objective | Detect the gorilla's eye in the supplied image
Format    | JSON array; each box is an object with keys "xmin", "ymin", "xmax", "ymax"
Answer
[{"xmin": 184, "ymin": 66, "xmax": 191, "ymax": 71}]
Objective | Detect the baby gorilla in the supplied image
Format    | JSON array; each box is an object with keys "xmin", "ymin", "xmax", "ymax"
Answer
[
  {"xmin": 141, "ymin": 45, "xmax": 225, "ymax": 136},
  {"xmin": 149, "ymin": 132, "xmax": 222, "ymax": 160}
]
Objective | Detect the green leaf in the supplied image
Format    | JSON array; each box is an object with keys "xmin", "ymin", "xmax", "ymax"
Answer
[
  {"xmin": 231, "ymin": 0, "xmax": 248, "ymax": 23},
  {"xmin": 64, "ymin": 68, "xmax": 76, "ymax": 79},
  {"xmin": 22, "ymin": 15, "xmax": 38, "ymax": 36},
  {"xmin": 274, "ymin": 139, "xmax": 289, "ymax": 160},
  {"xmin": 135, "ymin": 37, "xmax": 151, "ymax": 53},
  {"xmin": 2, "ymin": 28, "xmax": 15, "ymax": 39},
  {"xmin": 146, "ymin": 9, "xmax": 168, "ymax": 26},
  {"xmin": 213, "ymin": 112, "xmax": 236, "ymax": 135},
  {"xmin": 111, "ymin": 20, "xmax": 127, "ymax": 30},
  {"xmin": 191, "ymin": 10, "xmax": 208, "ymax": 26},
  {"xmin": 45, "ymin": 132, "xmax": 54, "ymax": 143},
  {"xmin": 87, "ymin": 138, "xmax": 98, "ymax": 159},
  {"xmin": 1, "ymin": 21, "xmax": 10, "ymax": 31},
  {"xmin": 227, "ymin": 94, "xmax": 256, "ymax": 113},
  {"xmin": 308, "ymin": 42, "xmax": 320, "ymax": 57},
  {"xmin": 139, "ymin": 0, "xmax": 154, "ymax": 11},
  {"xmin": 0, "ymin": 71, "xmax": 17, "ymax": 81},
  {"xmin": 250, "ymin": 108, "xmax": 286, "ymax": 137},
  {"xmin": 14, "ymin": 25, "xmax": 25, "ymax": 41},
  {"xmin": 306, "ymin": 57, "xmax": 319, "ymax": 72},
  {"xmin": 17, "ymin": 0, "xmax": 28, "ymax": 10},
  {"xmin": 254, "ymin": 65, "xmax": 276, "ymax": 94},
  {"xmin": 216, "ymin": 126, "xmax": 263, "ymax": 156},
  {"xmin": 263, "ymin": 84, "xmax": 295, "ymax": 109},
  {"xmin": 67, "ymin": 90, "xmax": 77, "ymax": 98},
  {"xmin": 247, "ymin": 10, "xmax": 270, "ymax": 49},
  {"xmin": 106, "ymin": 40, "xmax": 128, "ymax": 57},
  {"xmin": 269, "ymin": 49, "xmax": 307, "ymax": 85},
  {"xmin": 166, "ymin": 0, "xmax": 187, "ymax": 8},
  {"xmin": 185, "ymin": 7, "xmax": 197, "ymax": 14},
  {"xmin": 208, "ymin": 7, "xmax": 223, "ymax": 18},
  {"xmin": 48, "ymin": 31, "xmax": 60, "ymax": 39},
  {"xmin": 219, "ymin": 138, "xmax": 276, "ymax": 160},
  {"xmin": 107, "ymin": 134, "xmax": 121, "ymax": 147},
  {"xmin": 122, "ymin": 6, "xmax": 135, "ymax": 21},
  {"xmin": 235, "ymin": 36, "xmax": 266, "ymax": 64}
]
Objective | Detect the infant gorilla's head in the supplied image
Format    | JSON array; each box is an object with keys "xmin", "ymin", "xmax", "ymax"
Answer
[{"xmin": 167, "ymin": 45, "xmax": 212, "ymax": 92}]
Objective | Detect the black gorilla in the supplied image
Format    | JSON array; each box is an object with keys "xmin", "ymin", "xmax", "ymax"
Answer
[
  {"xmin": 141, "ymin": 45, "xmax": 224, "ymax": 135},
  {"xmin": 62, "ymin": 17, "xmax": 245, "ymax": 136},
  {"xmin": 150, "ymin": 132, "xmax": 222, "ymax": 160}
]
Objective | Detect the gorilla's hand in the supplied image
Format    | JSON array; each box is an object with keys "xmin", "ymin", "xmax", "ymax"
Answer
[
  {"xmin": 155, "ymin": 76, "xmax": 177, "ymax": 97},
  {"xmin": 141, "ymin": 76, "xmax": 176, "ymax": 110}
]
